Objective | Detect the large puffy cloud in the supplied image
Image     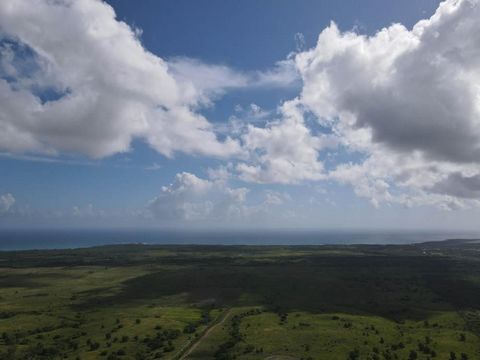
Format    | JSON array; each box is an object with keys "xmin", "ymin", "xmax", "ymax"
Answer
[
  {"xmin": 293, "ymin": 0, "xmax": 480, "ymax": 208},
  {"xmin": 0, "ymin": 0, "xmax": 240, "ymax": 158},
  {"xmin": 297, "ymin": 0, "xmax": 480, "ymax": 163}
]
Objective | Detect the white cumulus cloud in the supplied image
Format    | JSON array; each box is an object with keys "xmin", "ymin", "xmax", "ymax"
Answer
[
  {"xmin": 146, "ymin": 172, "xmax": 249, "ymax": 222},
  {"xmin": 293, "ymin": 0, "xmax": 480, "ymax": 208},
  {"xmin": 237, "ymin": 99, "xmax": 331, "ymax": 184},
  {"xmin": 0, "ymin": 0, "xmax": 240, "ymax": 159},
  {"xmin": 146, "ymin": 172, "xmax": 286, "ymax": 223}
]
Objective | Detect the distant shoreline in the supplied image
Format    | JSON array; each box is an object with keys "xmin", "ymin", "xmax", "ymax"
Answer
[{"xmin": 0, "ymin": 228, "xmax": 479, "ymax": 251}]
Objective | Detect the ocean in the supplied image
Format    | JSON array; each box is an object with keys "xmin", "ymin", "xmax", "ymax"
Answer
[{"xmin": 0, "ymin": 228, "xmax": 479, "ymax": 251}]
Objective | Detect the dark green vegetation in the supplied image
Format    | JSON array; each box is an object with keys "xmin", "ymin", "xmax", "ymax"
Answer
[{"xmin": 1, "ymin": 239, "xmax": 480, "ymax": 359}]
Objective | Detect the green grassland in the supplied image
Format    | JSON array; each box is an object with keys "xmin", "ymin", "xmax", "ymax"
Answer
[{"xmin": 1, "ymin": 240, "xmax": 480, "ymax": 359}]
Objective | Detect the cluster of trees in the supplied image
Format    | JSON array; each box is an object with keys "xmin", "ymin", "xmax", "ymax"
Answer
[
  {"xmin": 2, "ymin": 332, "xmax": 16, "ymax": 346},
  {"xmin": 183, "ymin": 308, "xmax": 213, "ymax": 334},
  {"xmin": 99, "ymin": 348, "xmax": 127, "ymax": 360},
  {"xmin": 0, "ymin": 312, "xmax": 16, "ymax": 319},
  {"xmin": 143, "ymin": 328, "xmax": 180, "ymax": 353},
  {"xmin": 348, "ymin": 348, "xmax": 360, "ymax": 360},
  {"xmin": 0, "ymin": 311, "xmax": 474, "ymax": 360},
  {"xmin": 214, "ymin": 308, "xmax": 263, "ymax": 360},
  {"xmin": 23, "ymin": 343, "xmax": 60, "ymax": 359},
  {"xmin": 86, "ymin": 338, "xmax": 100, "ymax": 351},
  {"xmin": 449, "ymin": 352, "xmax": 469, "ymax": 360},
  {"xmin": 0, "ymin": 317, "xmax": 187, "ymax": 360},
  {"xmin": 414, "ymin": 337, "xmax": 436, "ymax": 358},
  {"xmin": 278, "ymin": 311, "xmax": 288, "ymax": 325},
  {"xmin": 342, "ymin": 330, "xmax": 472, "ymax": 360}
]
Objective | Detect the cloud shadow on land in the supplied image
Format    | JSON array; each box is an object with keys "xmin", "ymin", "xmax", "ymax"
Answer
[{"xmin": 75, "ymin": 254, "xmax": 480, "ymax": 322}]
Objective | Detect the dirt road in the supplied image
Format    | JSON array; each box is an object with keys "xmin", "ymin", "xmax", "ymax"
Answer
[{"xmin": 178, "ymin": 309, "xmax": 232, "ymax": 360}]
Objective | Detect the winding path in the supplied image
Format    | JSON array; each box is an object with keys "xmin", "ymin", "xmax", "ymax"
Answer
[{"xmin": 177, "ymin": 308, "xmax": 232, "ymax": 360}]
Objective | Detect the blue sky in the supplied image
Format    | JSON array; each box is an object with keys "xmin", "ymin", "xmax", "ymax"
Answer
[
  {"xmin": 108, "ymin": 0, "xmax": 439, "ymax": 67},
  {"xmin": 1, "ymin": 0, "xmax": 480, "ymax": 230}
]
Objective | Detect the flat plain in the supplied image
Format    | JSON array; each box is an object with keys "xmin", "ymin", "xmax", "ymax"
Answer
[{"xmin": 1, "ymin": 239, "xmax": 480, "ymax": 359}]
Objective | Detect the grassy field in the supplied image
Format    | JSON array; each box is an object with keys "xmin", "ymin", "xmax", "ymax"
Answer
[{"xmin": 1, "ymin": 240, "xmax": 480, "ymax": 359}]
